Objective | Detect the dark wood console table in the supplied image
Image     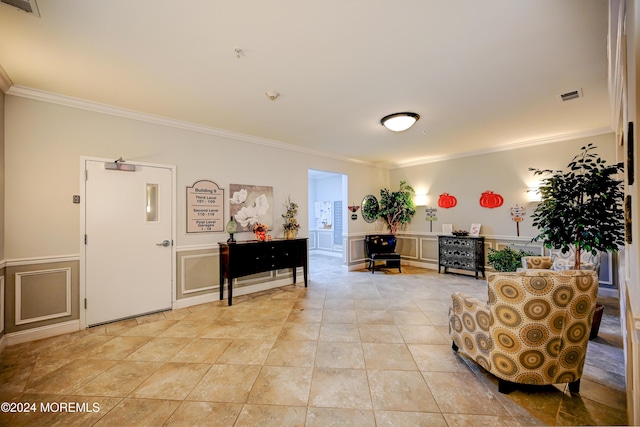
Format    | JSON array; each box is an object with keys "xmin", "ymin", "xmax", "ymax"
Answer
[
  {"xmin": 438, "ymin": 235, "xmax": 485, "ymax": 279},
  {"xmin": 218, "ymin": 238, "xmax": 308, "ymax": 306}
]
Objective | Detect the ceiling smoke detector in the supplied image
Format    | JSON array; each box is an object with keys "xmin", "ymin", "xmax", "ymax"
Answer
[
  {"xmin": 559, "ymin": 88, "xmax": 583, "ymax": 102},
  {"xmin": 266, "ymin": 90, "xmax": 280, "ymax": 101},
  {"xmin": 1, "ymin": 0, "xmax": 40, "ymax": 16}
]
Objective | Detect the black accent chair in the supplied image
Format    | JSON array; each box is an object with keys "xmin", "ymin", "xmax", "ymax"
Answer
[{"xmin": 364, "ymin": 235, "xmax": 401, "ymax": 274}]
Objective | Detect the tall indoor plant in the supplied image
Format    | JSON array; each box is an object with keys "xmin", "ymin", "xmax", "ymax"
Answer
[
  {"xmin": 377, "ymin": 180, "xmax": 416, "ymax": 235},
  {"xmin": 530, "ymin": 143, "xmax": 625, "ymax": 269}
]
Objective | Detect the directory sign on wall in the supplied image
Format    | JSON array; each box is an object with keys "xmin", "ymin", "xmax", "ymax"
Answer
[{"xmin": 187, "ymin": 180, "xmax": 224, "ymax": 233}]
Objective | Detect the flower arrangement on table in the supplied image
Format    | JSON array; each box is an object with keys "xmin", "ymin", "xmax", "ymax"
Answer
[
  {"xmin": 253, "ymin": 223, "xmax": 268, "ymax": 241},
  {"xmin": 282, "ymin": 197, "xmax": 301, "ymax": 239}
]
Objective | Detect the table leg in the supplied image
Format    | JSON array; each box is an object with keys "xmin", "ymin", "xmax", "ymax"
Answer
[{"xmin": 303, "ymin": 264, "xmax": 308, "ymax": 287}]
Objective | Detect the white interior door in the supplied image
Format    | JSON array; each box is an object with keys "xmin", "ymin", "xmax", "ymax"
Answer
[{"xmin": 84, "ymin": 160, "xmax": 173, "ymax": 326}]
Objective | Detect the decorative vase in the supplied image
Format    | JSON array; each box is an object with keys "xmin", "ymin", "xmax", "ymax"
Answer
[
  {"xmin": 284, "ymin": 229, "xmax": 298, "ymax": 239},
  {"xmin": 226, "ymin": 216, "xmax": 238, "ymax": 243}
]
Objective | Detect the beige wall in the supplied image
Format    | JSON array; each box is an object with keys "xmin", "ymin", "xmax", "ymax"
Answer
[
  {"xmin": 2, "ymin": 94, "xmax": 391, "ymax": 330},
  {"xmin": 4, "ymin": 95, "xmax": 388, "ymax": 259},
  {"xmin": 389, "ymin": 133, "xmax": 617, "ymax": 238},
  {"xmin": 0, "ymin": 85, "xmax": 630, "ymax": 347}
]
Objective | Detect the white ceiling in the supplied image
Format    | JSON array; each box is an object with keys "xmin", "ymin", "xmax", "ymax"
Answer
[{"xmin": 0, "ymin": 0, "xmax": 612, "ymax": 168}]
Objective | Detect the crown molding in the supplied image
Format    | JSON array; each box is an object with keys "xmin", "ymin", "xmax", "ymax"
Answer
[
  {"xmin": 5, "ymin": 85, "xmax": 375, "ymax": 167},
  {"xmin": 0, "ymin": 64, "xmax": 13, "ymax": 93},
  {"xmin": 390, "ymin": 127, "xmax": 615, "ymax": 169},
  {"xmin": 5, "ymin": 85, "xmax": 614, "ymax": 170}
]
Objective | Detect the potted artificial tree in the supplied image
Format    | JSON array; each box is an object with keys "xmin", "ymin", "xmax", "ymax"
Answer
[
  {"xmin": 530, "ymin": 144, "xmax": 624, "ymax": 339},
  {"xmin": 377, "ymin": 180, "xmax": 417, "ymax": 235},
  {"xmin": 529, "ymin": 143, "xmax": 625, "ymax": 269}
]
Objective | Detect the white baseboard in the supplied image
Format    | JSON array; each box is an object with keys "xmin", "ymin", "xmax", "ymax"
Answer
[
  {"xmin": 3, "ymin": 320, "xmax": 80, "ymax": 346},
  {"xmin": 173, "ymin": 273, "xmax": 306, "ymax": 309},
  {"xmin": 348, "ymin": 262, "xmax": 367, "ymax": 271},
  {"xmin": 598, "ymin": 287, "xmax": 619, "ymax": 299},
  {"xmin": 402, "ymin": 259, "xmax": 439, "ymax": 270},
  {"xmin": 172, "ymin": 292, "xmax": 218, "ymax": 309}
]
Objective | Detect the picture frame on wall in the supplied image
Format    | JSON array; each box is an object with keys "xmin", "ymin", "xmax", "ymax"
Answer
[
  {"xmin": 229, "ymin": 183, "xmax": 274, "ymax": 232},
  {"xmin": 442, "ymin": 224, "xmax": 453, "ymax": 235}
]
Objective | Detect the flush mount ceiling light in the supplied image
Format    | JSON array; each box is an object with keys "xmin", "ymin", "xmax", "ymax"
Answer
[{"xmin": 380, "ymin": 112, "xmax": 420, "ymax": 132}]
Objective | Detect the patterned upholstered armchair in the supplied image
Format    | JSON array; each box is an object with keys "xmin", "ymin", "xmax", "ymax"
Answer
[
  {"xmin": 449, "ymin": 270, "xmax": 599, "ymax": 394},
  {"xmin": 520, "ymin": 246, "xmax": 603, "ymax": 274}
]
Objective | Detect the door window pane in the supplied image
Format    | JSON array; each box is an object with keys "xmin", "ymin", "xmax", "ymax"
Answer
[{"xmin": 146, "ymin": 184, "xmax": 158, "ymax": 222}]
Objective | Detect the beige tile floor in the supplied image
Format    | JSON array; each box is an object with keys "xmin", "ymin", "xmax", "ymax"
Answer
[{"xmin": 0, "ymin": 252, "xmax": 628, "ymax": 426}]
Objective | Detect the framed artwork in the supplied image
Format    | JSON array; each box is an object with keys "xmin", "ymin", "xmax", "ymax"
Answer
[
  {"xmin": 470, "ymin": 223, "xmax": 481, "ymax": 237},
  {"xmin": 442, "ymin": 224, "xmax": 453, "ymax": 235},
  {"xmin": 229, "ymin": 184, "xmax": 274, "ymax": 232}
]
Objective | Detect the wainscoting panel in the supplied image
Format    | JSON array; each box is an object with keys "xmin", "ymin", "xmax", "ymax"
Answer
[
  {"xmin": 180, "ymin": 253, "xmax": 216, "ymax": 295},
  {"xmin": 176, "ymin": 248, "xmax": 218, "ymax": 300},
  {"xmin": 4, "ymin": 259, "xmax": 79, "ymax": 335},
  {"xmin": 396, "ymin": 236, "xmax": 418, "ymax": 259},
  {"xmin": 492, "ymin": 239, "xmax": 543, "ymax": 255},
  {"xmin": 236, "ymin": 271, "xmax": 273, "ymax": 285},
  {"xmin": 15, "ymin": 268, "xmax": 72, "ymax": 326},
  {"xmin": 176, "ymin": 244, "xmax": 306, "ymax": 302},
  {"xmin": 317, "ymin": 231, "xmax": 333, "ymax": 250},
  {"xmin": 349, "ymin": 237, "xmax": 366, "ymax": 264},
  {"xmin": 419, "ymin": 237, "xmax": 439, "ymax": 263}
]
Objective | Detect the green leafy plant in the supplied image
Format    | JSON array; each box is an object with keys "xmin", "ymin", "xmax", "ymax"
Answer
[
  {"xmin": 530, "ymin": 143, "xmax": 625, "ymax": 269},
  {"xmin": 487, "ymin": 247, "xmax": 537, "ymax": 272},
  {"xmin": 377, "ymin": 180, "xmax": 416, "ymax": 235}
]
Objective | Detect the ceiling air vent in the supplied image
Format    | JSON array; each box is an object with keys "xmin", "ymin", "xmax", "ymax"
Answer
[
  {"xmin": 1, "ymin": 0, "xmax": 40, "ymax": 17},
  {"xmin": 559, "ymin": 88, "xmax": 583, "ymax": 102}
]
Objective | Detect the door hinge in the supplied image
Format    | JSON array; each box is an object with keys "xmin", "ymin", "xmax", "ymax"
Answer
[
  {"xmin": 85, "ymin": 170, "xmax": 88, "ymax": 181},
  {"xmin": 84, "ymin": 298, "xmax": 87, "ymax": 309},
  {"xmin": 84, "ymin": 234, "xmax": 87, "ymax": 244}
]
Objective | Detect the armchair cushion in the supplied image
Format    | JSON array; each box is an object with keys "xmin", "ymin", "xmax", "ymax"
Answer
[
  {"xmin": 449, "ymin": 270, "xmax": 599, "ymax": 392},
  {"xmin": 521, "ymin": 256, "xmax": 552, "ymax": 270},
  {"xmin": 520, "ymin": 245, "xmax": 603, "ymax": 276}
]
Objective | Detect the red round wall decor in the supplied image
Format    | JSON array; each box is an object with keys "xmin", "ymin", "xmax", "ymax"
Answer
[
  {"xmin": 438, "ymin": 193, "xmax": 457, "ymax": 208},
  {"xmin": 479, "ymin": 190, "xmax": 504, "ymax": 208}
]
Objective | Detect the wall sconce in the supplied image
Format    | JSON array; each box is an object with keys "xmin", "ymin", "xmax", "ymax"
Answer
[
  {"xmin": 414, "ymin": 194, "xmax": 427, "ymax": 206},
  {"xmin": 527, "ymin": 187, "xmax": 542, "ymax": 203}
]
